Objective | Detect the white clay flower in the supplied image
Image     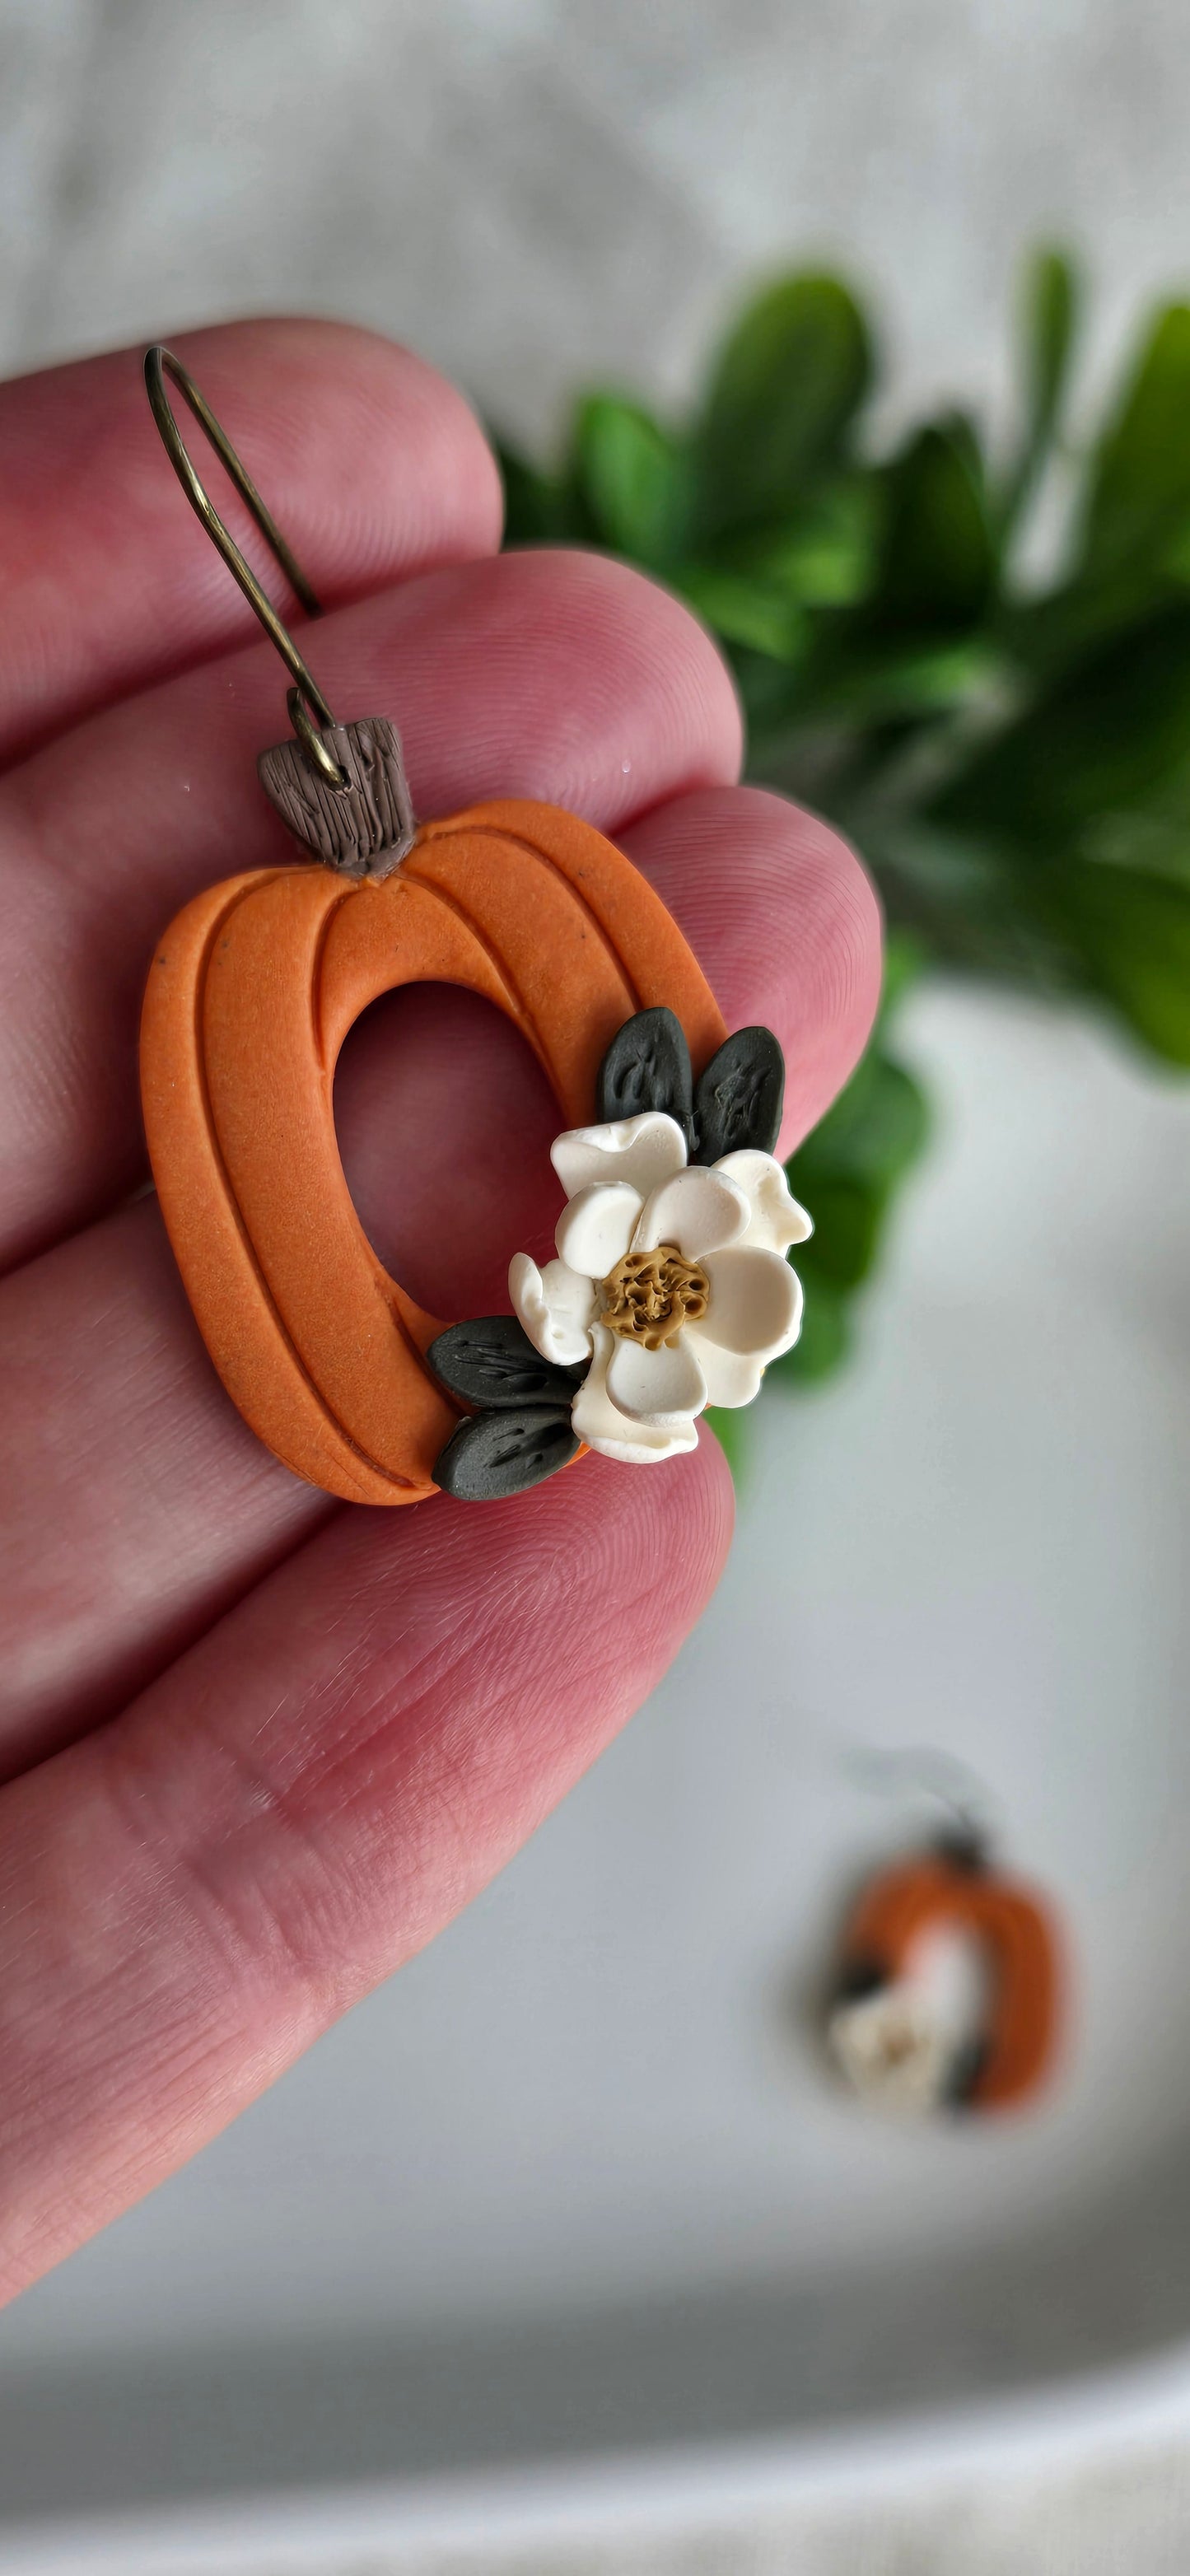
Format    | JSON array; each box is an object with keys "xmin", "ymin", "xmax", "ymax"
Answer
[
  {"xmin": 508, "ymin": 1110, "xmax": 811, "ymax": 1464},
  {"xmin": 827, "ymin": 1988, "xmax": 957, "ymax": 2119},
  {"xmin": 827, "ymin": 1928, "xmax": 988, "ymax": 2118}
]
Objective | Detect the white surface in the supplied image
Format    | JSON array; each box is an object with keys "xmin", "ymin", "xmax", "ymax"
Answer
[{"xmin": 11, "ymin": 2352, "xmax": 1190, "ymax": 2574}]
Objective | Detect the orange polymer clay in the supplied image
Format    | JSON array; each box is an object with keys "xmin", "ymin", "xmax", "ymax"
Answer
[
  {"xmin": 140, "ymin": 799, "xmax": 727, "ymax": 1506},
  {"xmin": 839, "ymin": 1852, "xmax": 1062, "ymax": 2109}
]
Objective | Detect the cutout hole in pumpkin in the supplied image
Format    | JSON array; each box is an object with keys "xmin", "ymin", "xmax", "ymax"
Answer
[{"xmin": 334, "ymin": 982, "xmax": 562, "ymax": 1320}]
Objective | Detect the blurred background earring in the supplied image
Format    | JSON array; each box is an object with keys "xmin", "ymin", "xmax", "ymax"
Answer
[{"xmin": 822, "ymin": 1753, "xmax": 1065, "ymax": 2118}]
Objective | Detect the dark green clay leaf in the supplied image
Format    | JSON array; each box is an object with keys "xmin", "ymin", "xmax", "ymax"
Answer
[
  {"xmin": 572, "ymin": 394, "xmax": 690, "ymax": 566},
  {"xmin": 434, "ymin": 1405, "xmax": 580, "ymax": 1502},
  {"xmin": 697, "ymin": 273, "xmax": 872, "ymax": 534},
  {"xmin": 428, "ymin": 1317, "xmax": 583, "ymax": 1412},
  {"xmin": 694, "ymin": 1026, "xmax": 785, "ymax": 1161},
  {"xmin": 598, "ymin": 1006, "xmax": 693, "ymax": 1137}
]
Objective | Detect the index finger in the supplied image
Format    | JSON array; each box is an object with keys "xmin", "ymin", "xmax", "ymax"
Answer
[{"xmin": 0, "ymin": 318, "xmax": 503, "ymax": 766}]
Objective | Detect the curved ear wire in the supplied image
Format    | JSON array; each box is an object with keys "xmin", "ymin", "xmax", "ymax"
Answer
[
  {"xmin": 143, "ymin": 345, "xmax": 347, "ymax": 789},
  {"xmin": 840, "ymin": 1740, "xmax": 996, "ymax": 1870}
]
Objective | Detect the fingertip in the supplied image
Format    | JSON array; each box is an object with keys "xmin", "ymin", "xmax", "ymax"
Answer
[
  {"xmin": 491, "ymin": 548, "xmax": 744, "ymax": 824},
  {"xmin": 622, "ymin": 782, "xmax": 884, "ymax": 1146}
]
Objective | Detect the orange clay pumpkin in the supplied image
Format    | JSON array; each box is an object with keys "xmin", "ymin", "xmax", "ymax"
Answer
[
  {"xmin": 838, "ymin": 1851, "xmax": 1062, "ymax": 2110},
  {"xmin": 141, "ymin": 799, "xmax": 727, "ymax": 1505}
]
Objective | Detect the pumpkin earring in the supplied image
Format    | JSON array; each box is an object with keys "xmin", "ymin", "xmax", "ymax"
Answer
[
  {"xmin": 823, "ymin": 1776, "xmax": 1064, "ymax": 2117},
  {"xmin": 139, "ymin": 348, "xmax": 810, "ymax": 1506}
]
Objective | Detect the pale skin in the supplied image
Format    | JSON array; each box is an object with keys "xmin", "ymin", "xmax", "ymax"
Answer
[{"xmin": 0, "ymin": 319, "xmax": 881, "ymax": 2303}]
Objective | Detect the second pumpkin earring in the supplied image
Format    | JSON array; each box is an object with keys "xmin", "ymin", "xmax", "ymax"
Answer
[{"xmin": 139, "ymin": 348, "xmax": 810, "ymax": 1505}]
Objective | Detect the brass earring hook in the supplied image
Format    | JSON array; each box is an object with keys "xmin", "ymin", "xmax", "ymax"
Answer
[{"xmin": 143, "ymin": 346, "xmax": 348, "ymax": 790}]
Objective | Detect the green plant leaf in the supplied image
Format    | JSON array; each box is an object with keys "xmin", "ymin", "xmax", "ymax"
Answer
[
  {"xmin": 706, "ymin": 1404, "xmax": 751, "ymax": 1484},
  {"xmin": 877, "ymin": 926, "xmax": 929, "ymax": 1022},
  {"xmin": 935, "ymin": 603, "xmax": 1190, "ymax": 846},
  {"xmin": 870, "ymin": 418, "xmax": 996, "ymax": 632},
  {"xmin": 497, "ymin": 439, "xmax": 584, "ymax": 544},
  {"xmin": 805, "ymin": 634, "xmax": 1006, "ymax": 724},
  {"xmin": 730, "ymin": 479, "xmax": 880, "ymax": 606},
  {"xmin": 1001, "ymin": 246, "xmax": 1079, "ymax": 534},
  {"xmin": 572, "ymin": 394, "xmax": 690, "ymax": 565},
  {"xmin": 795, "ymin": 1180, "xmax": 887, "ymax": 1289},
  {"xmin": 1043, "ymin": 858, "xmax": 1190, "ymax": 1062},
  {"xmin": 677, "ymin": 567, "xmax": 809, "ymax": 663},
  {"xmin": 768, "ymin": 1273, "xmax": 852, "ymax": 1384},
  {"xmin": 1081, "ymin": 303, "xmax": 1190, "ymax": 575},
  {"xmin": 697, "ymin": 273, "xmax": 873, "ymax": 534},
  {"xmin": 791, "ymin": 1052, "xmax": 930, "ymax": 1196}
]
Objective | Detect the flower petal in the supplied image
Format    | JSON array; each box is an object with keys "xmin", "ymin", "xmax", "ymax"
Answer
[
  {"xmin": 633, "ymin": 1164, "xmax": 749, "ymax": 1262},
  {"xmin": 827, "ymin": 1991, "xmax": 954, "ymax": 2118},
  {"xmin": 508, "ymin": 1253, "xmax": 597, "ymax": 1365},
  {"xmin": 700, "ymin": 1244, "xmax": 804, "ymax": 1359},
  {"xmin": 555, "ymin": 1182, "xmax": 642, "ymax": 1279},
  {"xmin": 551, "ymin": 1113, "xmax": 688, "ymax": 1202},
  {"xmin": 683, "ymin": 1330, "xmax": 766, "ymax": 1409},
  {"xmin": 572, "ymin": 1325, "xmax": 700, "ymax": 1465},
  {"xmin": 714, "ymin": 1150, "xmax": 813, "ymax": 1253},
  {"xmin": 604, "ymin": 1330, "xmax": 707, "ymax": 1426}
]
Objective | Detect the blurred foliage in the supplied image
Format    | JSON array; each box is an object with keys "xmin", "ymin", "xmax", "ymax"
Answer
[{"xmin": 497, "ymin": 252, "xmax": 1190, "ymax": 1433}]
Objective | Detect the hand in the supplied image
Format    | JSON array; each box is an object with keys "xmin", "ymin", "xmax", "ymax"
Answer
[{"xmin": 0, "ymin": 321, "xmax": 880, "ymax": 2299}]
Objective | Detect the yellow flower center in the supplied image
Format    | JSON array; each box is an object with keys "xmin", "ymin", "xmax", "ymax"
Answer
[{"xmin": 600, "ymin": 1244, "xmax": 710, "ymax": 1351}]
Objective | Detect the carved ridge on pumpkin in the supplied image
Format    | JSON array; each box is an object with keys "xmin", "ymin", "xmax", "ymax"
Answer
[
  {"xmin": 408, "ymin": 820, "xmax": 646, "ymax": 1031},
  {"xmin": 396, "ymin": 859, "xmax": 537, "ymax": 1048},
  {"xmin": 308, "ymin": 884, "xmax": 357, "ymax": 1076},
  {"xmin": 194, "ymin": 880, "xmax": 422, "ymax": 1494}
]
